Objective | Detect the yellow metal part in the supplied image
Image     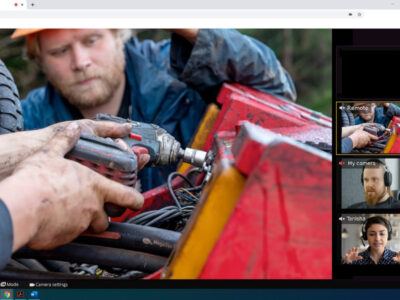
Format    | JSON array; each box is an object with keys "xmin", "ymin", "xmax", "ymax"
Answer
[
  {"xmin": 384, "ymin": 120, "xmax": 395, "ymax": 153},
  {"xmin": 177, "ymin": 104, "xmax": 220, "ymax": 173},
  {"xmin": 163, "ymin": 159, "xmax": 246, "ymax": 279},
  {"xmin": 384, "ymin": 132, "xmax": 397, "ymax": 153}
]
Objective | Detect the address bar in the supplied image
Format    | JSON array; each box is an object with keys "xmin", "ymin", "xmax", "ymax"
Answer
[{"xmin": 0, "ymin": 9, "xmax": 361, "ymax": 18}]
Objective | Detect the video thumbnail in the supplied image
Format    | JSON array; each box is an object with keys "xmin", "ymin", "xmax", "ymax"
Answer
[
  {"xmin": 340, "ymin": 214, "xmax": 400, "ymax": 265},
  {"xmin": 340, "ymin": 158, "xmax": 400, "ymax": 209},
  {"xmin": 338, "ymin": 102, "xmax": 400, "ymax": 154}
]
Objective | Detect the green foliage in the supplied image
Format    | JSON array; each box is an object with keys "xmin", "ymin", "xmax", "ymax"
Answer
[{"xmin": 239, "ymin": 29, "xmax": 332, "ymax": 116}]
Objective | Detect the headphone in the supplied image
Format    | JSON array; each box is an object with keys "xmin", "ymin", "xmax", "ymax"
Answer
[
  {"xmin": 361, "ymin": 216, "xmax": 393, "ymax": 241},
  {"xmin": 360, "ymin": 159, "xmax": 392, "ymax": 187}
]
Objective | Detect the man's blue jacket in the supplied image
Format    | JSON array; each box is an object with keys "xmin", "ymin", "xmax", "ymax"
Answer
[
  {"xmin": 21, "ymin": 29, "xmax": 296, "ymax": 191},
  {"xmin": 355, "ymin": 104, "xmax": 400, "ymax": 128}
]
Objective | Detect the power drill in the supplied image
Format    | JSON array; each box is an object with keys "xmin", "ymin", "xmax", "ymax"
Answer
[
  {"xmin": 364, "ymin": 123, "xmax": 392, "ymax": 136},
  {"xmin": 66, "ymin": 114, "xmax": 209, "ymax": 217}
]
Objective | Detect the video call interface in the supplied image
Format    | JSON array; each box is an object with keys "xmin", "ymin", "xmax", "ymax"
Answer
[
  {"xmin": 335, "ymin": 30, "xmax": 400, "ymax": 279},
  {"xmin": 4, "ymin": 23, "xmax": 400, "ymax": 300}
]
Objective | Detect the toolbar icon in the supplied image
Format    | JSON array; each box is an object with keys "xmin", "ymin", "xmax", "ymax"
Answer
[
  {"xmin": 16, "ymin": 290, "xmax": 24, "ymax": 298},
  {"xmin": 30, "ymin": 290, "xmax": 39, "ymax": 298}
]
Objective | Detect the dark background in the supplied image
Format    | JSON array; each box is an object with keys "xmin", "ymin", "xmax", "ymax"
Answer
[{"xmin": 334, "ymin": 29, "xmax": 400, "ymax": 280}]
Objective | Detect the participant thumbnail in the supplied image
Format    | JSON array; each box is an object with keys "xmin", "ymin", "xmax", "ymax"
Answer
[
  {"xmin": 341, "ymin": 214, "xmax": 400, "ymax": 265},
  {"xmin": 340, "ymin": 158, "xmax": 400, "ymax": 209},
  {"xmin": 338, "ymin": 102, "xmax": 400, "ymax": 154}
]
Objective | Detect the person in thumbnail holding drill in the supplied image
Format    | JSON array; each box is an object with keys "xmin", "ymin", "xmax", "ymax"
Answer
[
  {"xmin": 343, "ymin": 216, "xmax": 400, "ymax": 265},
  {"xmin": 11, "ymin": 28, "xmax": 296, "ymax": 192},
  {"xmin": 354, "ymin": 102, "xmax": 400, "ymax": 129},
  {"xmin": 341, "ymin": 123, "xmax": 379, "ymax": 153},
  {"xmin": 347, "ymin": 159, "xmax": 400, "ymax": 209}
]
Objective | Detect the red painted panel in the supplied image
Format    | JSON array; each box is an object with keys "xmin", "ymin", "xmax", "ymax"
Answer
[
  {"xmin": 203, "ymin": 83, "xmax": 331, "ymax": 151},
  {"xmin": 200, "ymin": 124, "xmax": 332, "ymax": 279},
  {"xmin": 389, "ymin": 116, "xmax": 400, "ymax": 153}
]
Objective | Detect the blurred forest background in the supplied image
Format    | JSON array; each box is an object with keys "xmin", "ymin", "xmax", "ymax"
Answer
[{"xmin": 0, "ymin": 29, "xmax": 332, "ymax": 116}]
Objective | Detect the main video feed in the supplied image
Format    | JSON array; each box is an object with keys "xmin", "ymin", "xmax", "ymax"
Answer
[
  {"xmin": 341, "ymin": 214, "xmax": 400, "ymax": 265},
  {"xmin": 338, "ymin": 102, "xmax": 400, "ymax": 154},
  {"xmin": 0, "ymin": 28, "xmax": 332, "ymax": 281}
]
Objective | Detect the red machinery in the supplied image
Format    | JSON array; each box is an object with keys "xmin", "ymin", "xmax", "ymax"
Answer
[
  {"xmin": 118, "ymin": 83, "xmax": 332, "ymax": 279},
  {"xmin": 384, "ymin": 116, "xmax": 400, "ymax": 153}
]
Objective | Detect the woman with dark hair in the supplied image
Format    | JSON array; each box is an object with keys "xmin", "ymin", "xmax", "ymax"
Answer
[{"xmin": 344, "ymin": 216, "xmax": 400, "ymax": 264}]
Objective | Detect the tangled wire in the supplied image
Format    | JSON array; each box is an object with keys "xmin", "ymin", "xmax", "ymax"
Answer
[{"xmin": 127, "ymin": 171, "xmax": 204, "ymax": 231}]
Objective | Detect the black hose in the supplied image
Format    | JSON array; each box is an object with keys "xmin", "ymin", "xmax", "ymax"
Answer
[
  {"xmin": 14, "ymin": 243, "xmax": 167, "ymax": 274},
  {"xmin": 15, "ymin": 259, "xmax": 48, "ymax": 272},
  {"xmin": 74, "ymin": 222, "xmax": 180, "ymax": 257},
  {"xmin": 39, "ymin": 260, "xmax": 72, "ymax": 273},
  {"xmin": 0, "ymin": 267, "xmax": 99, "ymax": 280}
]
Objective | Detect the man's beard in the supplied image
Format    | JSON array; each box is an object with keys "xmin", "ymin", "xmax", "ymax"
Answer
[
  {"xmin": 365, "ymin": 187, "xmax": 387, "ymax": 207},
  {"xmin": 46, "ymin": 46, "xmax": 126, "ymax": 110},
  {"xmin": 361, "ymin": 114, "xmax": 374, "ymax": 122}
]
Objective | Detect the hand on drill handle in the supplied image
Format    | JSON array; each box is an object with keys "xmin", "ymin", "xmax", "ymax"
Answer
[
  {"xmin": 0, "ymin": 120, "xmax": 149, "ymax": 253},
  {"xmin": 55, "ymin": 119, "xmax": 151, "ymax": 169},
  {"xmin": 348, "ymin": 129, "xmax": 379, "ymax": 149},
  {"xmin": 108, "ymin": 138, "xmax": 150, "ymax": 170},
  {"xmin": 341, "ymin": 123, "xmax": 380, "ymax": 138}
]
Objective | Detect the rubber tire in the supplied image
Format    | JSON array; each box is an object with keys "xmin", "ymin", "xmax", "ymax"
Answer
[
  {"xmin": 340, "ymin": 108, "xmax": 350, "ymax": 127},
  {"xmin": 0, "ymin": 59, "xmax": 23, "ymax": 134}
]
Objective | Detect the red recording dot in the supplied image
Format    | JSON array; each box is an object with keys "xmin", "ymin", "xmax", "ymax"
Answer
[{"xmin": 14, "ymin": 3, "xmax": 18, "ymax": 6}]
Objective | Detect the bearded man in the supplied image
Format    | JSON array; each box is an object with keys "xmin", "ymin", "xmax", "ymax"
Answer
[
  {"xmin": 14, "ymin": 28, "xmax": 296, "ymax": 191},
  {"xmin": 354, "ymin": 102, "xmax": 400, "ymax": 129},
  {"xmin": 348, "ymin": 159, "xmax": 400, "ymax": 209}
]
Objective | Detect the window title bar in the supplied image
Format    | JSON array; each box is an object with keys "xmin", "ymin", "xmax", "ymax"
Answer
[{"xmin": 23, "ymin": 0, "xmax": 400, "ymax": 10}]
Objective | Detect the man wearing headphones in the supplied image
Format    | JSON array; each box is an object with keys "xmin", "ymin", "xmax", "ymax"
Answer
[
  {"xmin": 344, "ymin": 216, "xmax": 400, "ymax": 264},
  {"xmin": 348, "ymin": 159, "xmax": 400, "ymax": 209}
]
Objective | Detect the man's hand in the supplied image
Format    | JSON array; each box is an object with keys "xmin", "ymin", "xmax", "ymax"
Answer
[
  {"xmin": 0, "ymin": 122, "xmax": 145, "ymax": 252},
  {"xmin": 50, "ymin": 119, "xmax": 132, "ymax": 139},
  {"xmin": 0, "ymin": 119, "xmax": 150, "ymax": 180},
  {"xmin": 56, "ymin": 120, "xmax": 150, "ymax": 169},
  {"xmin": 341, "ymin": 123, "xmax": 379, "ymax": 138},
  {"xmin": 112, "ymin": 138, "xmax": 150, "ymax": 170},
  {"xmin": 343, "ymin": 247, "xmax": 363, "ymax": 263},
  {"xmin": 348, "ymin": 129, "xmax": 379, "ymax": 149}
]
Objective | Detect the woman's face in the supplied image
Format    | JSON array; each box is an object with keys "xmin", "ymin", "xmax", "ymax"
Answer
[{"xmin": 367, "ymin": 223, "xmax": 388, "ymax": 252}]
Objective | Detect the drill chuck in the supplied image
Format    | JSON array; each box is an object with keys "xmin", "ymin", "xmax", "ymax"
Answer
[{"xmin": 178, "ymin": 147, "xmax": 208, "ymax": 168}]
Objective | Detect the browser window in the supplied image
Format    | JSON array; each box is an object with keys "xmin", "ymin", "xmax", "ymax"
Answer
[{"xmin": 0, "ymin": 0, "xmax": 400, "ymax": 298}]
